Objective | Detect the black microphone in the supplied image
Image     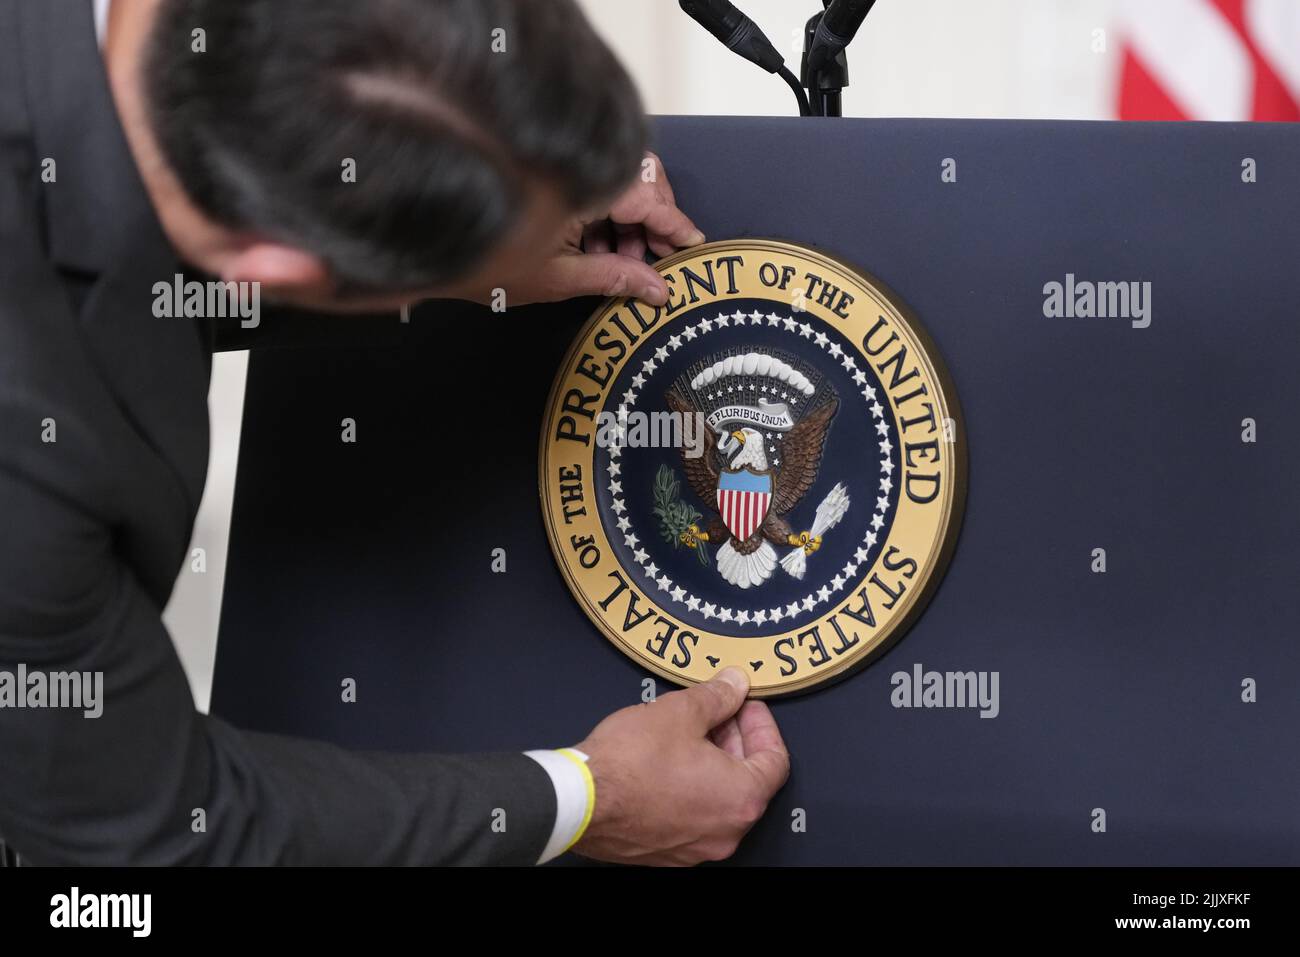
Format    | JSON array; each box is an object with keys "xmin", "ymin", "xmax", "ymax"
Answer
[
  {"xmin": 807, "ymin": 0, "xmax": 878, "ymax": 74},
  {"xmin": 678, "ymin": 0, "xmax": 785, "ymax": 74}
]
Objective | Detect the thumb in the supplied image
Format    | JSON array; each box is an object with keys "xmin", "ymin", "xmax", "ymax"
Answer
[
  {"xmin": 677, "ymin": 667, "xmax": 750, "ymax": 733},
  {"xmin": 540, "ymin": 253, "xmax": 669, "ymax": 306}
]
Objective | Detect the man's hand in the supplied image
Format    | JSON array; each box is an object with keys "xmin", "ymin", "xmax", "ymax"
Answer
[
  {"xmin": 572, "ymin": 667, "xmax": 790, "ymax": 866},
  {"xmin": 512, "ymin": 152, "xmax": 706, "ymax": 307}
]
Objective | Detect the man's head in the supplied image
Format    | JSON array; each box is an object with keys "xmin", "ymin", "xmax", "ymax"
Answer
[{"xmin": 141, "ymin": 0, "xmax": 648, "ymax": 307}]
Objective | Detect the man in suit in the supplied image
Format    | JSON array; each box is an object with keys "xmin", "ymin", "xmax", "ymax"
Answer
[{"xmin": 0, "ymin": 0, "xmax": 790, "ymax": 865}]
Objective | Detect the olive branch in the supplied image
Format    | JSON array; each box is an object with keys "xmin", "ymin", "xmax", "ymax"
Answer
[{"xmin": 652, "ymin": 464, "xmax": 710, "ymax": 566}]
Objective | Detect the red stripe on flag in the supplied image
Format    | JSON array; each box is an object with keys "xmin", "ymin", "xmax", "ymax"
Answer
[
  {"xmin": 1209, "ymin": 0, "xmax": 1300, "ymax": 120},
  {"xmin": 1119, "ymin": 2, "xmax": 1299, "ymax": 122},
  {"xmin": 1118, "ymin": 47, "xmax": 1190, "ymax": 120}
]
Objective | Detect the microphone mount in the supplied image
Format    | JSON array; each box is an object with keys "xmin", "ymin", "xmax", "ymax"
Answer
[{"xmin": 803, "ymin": 0, "xmax": 877, "ymax": 117}]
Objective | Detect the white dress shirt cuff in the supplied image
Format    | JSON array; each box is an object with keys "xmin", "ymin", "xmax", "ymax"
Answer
[{"xmin": 523, "ymin": 748, "xmax": 595, "ymax": 864}]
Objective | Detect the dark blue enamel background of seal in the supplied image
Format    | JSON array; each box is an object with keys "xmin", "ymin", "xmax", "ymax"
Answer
[{"xmin": 593, "ymin": 298, "xmax": 901, "ymax": 639}]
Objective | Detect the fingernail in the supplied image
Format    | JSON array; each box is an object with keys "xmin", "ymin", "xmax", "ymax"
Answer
[
  {"xmin": 717, "ymin": 667, "xmax": 749, "ymax": 693},
  {"xmin": 687, "ymin": 230, "xmax": 706, "ymax": 246},
  {"xmin": 641, "ymin": 280, "xmax": 668, "ymax": 304}
]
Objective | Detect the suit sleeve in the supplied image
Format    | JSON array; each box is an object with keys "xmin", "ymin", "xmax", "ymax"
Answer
[{"xmin": 0, "ymin": 171, "xmax": 557, "ymax": 867}]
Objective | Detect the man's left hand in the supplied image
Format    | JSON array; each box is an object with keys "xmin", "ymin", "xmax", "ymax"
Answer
[{"xmin": 514, "ymin": 152, "xmax": 705, "ymax": 307}]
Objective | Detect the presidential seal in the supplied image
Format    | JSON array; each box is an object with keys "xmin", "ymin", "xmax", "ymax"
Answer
[{"xmin": 540, "ymin": 240, "xmax": 965, "ymax": 697}]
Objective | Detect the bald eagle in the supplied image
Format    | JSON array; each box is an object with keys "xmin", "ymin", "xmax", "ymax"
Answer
[{"xmin": 665, "ymin": 389, "xmax": 838, "ymax": 589}]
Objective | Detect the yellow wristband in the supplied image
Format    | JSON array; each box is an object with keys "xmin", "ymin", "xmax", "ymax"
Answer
[{"xmin": 556, "ymin": 747, "xmax": 596, "ymax": 851}]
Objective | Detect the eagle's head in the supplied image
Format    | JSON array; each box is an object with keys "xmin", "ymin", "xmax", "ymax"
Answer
[{"xmin": 726, "ymin": 427, "xmax": 769, "ymax": 472}]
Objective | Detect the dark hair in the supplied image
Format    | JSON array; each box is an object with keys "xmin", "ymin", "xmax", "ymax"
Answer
[{"xmin": 144, "ymin": 0, "xmax": 647, "ymax": 293}]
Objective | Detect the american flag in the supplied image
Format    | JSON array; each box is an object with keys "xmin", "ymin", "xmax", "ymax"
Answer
[{"xmin": 1118, "ymin": 0, "xmax": 1300, "ymax": 120}]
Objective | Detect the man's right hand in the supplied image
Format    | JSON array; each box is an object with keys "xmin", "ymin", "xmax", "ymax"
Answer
[{"xmin": 572, "ymin": 667, "xmax": 790, "ymax": 866}]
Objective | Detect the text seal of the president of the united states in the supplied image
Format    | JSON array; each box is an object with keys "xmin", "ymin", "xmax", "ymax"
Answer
[{"xmin": 541, "ymin": 239, "xmax": 966, "ymax": 697}]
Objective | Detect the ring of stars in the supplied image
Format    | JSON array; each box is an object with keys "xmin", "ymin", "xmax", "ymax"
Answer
[{"xmin": 602, "ymin": 309, "xmax": 897, "ymax": 630}]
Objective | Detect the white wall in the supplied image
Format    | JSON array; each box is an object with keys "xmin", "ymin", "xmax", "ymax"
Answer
[{"xmin": 167, "ymin": 0, "xmax": 1128, "ymax": 712}]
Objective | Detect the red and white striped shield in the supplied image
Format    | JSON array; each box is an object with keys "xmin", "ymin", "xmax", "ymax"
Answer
[{"xmin": 716, "ymin": 469, "xmax": 773, "ymax": 543}]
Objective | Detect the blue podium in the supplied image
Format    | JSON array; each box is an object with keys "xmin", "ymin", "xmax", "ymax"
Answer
[{"xmin": 213, "ymin": 118, "xmax": 1300, "ymax": 865}]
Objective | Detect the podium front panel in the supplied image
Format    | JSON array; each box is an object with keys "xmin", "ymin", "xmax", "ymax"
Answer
[{"xmin": 214, "ymin": 118, "xmax": 1300, "ymax": 865}]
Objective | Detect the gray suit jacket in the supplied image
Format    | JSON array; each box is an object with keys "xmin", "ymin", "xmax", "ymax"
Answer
[{"xmin": 0, "ymin": 0, "xmax": 556, "ymax": 865}]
